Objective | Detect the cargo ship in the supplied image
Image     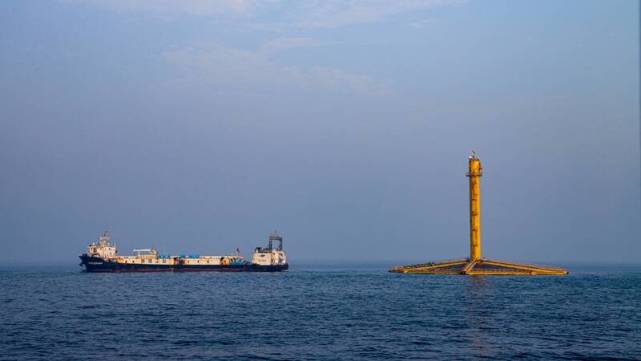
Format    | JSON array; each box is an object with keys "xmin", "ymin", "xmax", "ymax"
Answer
[{"xmin": 79, "ymin": 232, "xmax": 288, "ymax": 272}]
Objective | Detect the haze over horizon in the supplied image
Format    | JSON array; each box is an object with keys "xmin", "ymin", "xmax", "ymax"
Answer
[{"xmin": 1, "ymin": 0, "xmax": 639, "ymax": 265}]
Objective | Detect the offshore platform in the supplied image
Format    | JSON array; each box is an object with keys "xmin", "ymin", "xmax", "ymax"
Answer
[{"xmin": 390, "ymin": 153, "xmax": 568, "ymax": 276}]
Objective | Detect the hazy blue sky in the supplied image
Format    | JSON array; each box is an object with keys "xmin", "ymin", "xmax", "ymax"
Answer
[{"xmin": 1, "ymin": 0, "xmax": 639, "ymax": 264}]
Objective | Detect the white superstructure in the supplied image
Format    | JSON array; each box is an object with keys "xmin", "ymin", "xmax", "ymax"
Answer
[
  {"xmin": 251, "ymin": 232, "xmax": 288, "ymax": 266},
  {"xmin": 87, "ymin": 232, "xmax": 117, "ymax": 259}
]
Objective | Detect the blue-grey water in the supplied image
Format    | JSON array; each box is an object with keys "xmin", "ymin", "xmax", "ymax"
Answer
[{"xmin": 1, "ymin": 263, "xmax": 640, "ymax": 360}]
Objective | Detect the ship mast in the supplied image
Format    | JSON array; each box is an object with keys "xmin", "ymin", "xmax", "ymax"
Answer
[{"xmin": 268, "ymin": 231, "xmax": 283, "ymax": 251}]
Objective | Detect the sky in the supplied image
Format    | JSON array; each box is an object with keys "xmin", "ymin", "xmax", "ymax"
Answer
[{"xmin": 0, "ymin": 0, "xmax": 639, "ymax": 265}]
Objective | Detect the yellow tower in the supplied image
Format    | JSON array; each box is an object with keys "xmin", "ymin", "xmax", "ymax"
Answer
[
  {"xmin": 468, "ymin": 153, "xmax": 482, "ymax": 261},
  {"xmin": 390, "ymin": 152, "xmax": 568, "ymax": 276}
]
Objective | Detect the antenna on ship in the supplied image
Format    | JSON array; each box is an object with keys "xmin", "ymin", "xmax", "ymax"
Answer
[{"xmin": 99, "ymin": 229, "xmax": 111, "ymax": 245}]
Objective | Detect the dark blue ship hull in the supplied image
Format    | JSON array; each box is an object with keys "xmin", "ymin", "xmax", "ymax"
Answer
[{"xmin": 79, "ymin": 255, "xmax": 288, "ymax": 272}]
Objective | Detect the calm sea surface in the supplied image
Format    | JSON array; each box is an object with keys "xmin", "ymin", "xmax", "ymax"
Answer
[{"xmin": 1, "ymin": 263, "xmax": 640, "ymax": 360}]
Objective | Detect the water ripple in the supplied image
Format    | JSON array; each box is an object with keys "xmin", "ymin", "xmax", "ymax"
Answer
[{"xmin": 0, "ymin": 265, "xmax": 640, "ymax": 360}]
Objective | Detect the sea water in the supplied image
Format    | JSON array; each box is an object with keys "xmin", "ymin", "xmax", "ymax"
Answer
[{"xmin": 1, "ymin": 263, "xmax": 640, "ymax": 360}]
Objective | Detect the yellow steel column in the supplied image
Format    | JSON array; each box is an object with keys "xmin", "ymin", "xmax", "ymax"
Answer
[
  {"xmin": 467, "ymin": 153, "xmax": 482, "ymax": 261},
  {"xmin": 389, "ymin": 152, "xmax": 568, "ymax": 275}
]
